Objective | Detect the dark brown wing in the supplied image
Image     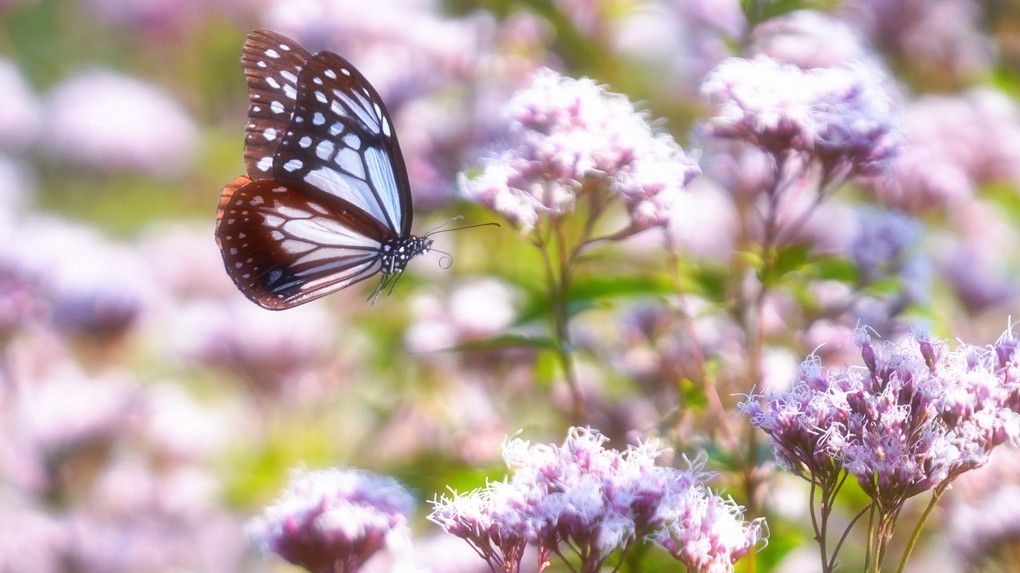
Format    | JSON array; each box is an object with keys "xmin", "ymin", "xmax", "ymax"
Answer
[
  {"xmin": 241, "ymin": 28, "xmax": 312, "ymax": 179},
  {"xmin": 215, "ymin": 175, "xmax": 393, "ymax": 309}
]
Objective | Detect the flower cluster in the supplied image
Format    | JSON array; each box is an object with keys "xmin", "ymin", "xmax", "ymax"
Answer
[
  {"xmin": 429, "ymin": 427, "xmax": 765, "ymax": 572},
  {"xmin": 246, "ymin": 468, "xmax": 415, "ymax": 573},
  {"xmin": 699, "ymin": 55, "xmax": 900, "ymax": 181},
  {"xmin": 462, "ymin": 68, "xmax": 700, "ymax": 232},
  {"xmin": 741, "ymin": 327, "xmax": 1020, "ymax": 511}
]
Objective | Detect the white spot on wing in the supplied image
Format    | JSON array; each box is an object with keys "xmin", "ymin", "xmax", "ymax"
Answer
[
  {"xmin": 316, "ymin": 140, "xmax": 335, "ymax": 160},
  {"xmin": 324, "ymin": 69, "xmax": 338, "ymax": 79},
  {"xmin": 281, "ymin": 70, "xmax": 297, "ymax": 83},
  {"xmin": 283, "ymin": 158, "xmax": 303, "ymax": 172},
  {"xmin": 257, "ymin": 156, "xmax": 273, "ymax": 171},
  {"xmin": 299, "ymin": 136, "xmax": 312, "ymax": 148},
  {"xmin": 266, "ymin": 77, "xmax": 281, "ymax": 89},
  {"xmin": 266, "ymin": 49, "xmax": 280, "ymax": 58},
  {"xmin": 336, "ymin": 148, "xmax": 365, "ymax": 179},
  {"xmin": 313, "ymin": 112, "xmax": 326, "ymax": 125},
  {"xmin": 270, "ymin": 100, "xmax": 285, "ymax": 114},
  {"xmin": 263, "ymin": 127, "xmax": 277, "ymax": 141}
]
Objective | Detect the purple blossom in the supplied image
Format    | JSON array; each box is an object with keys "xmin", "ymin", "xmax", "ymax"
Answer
[
  {"xmin": 44, "ymin": 70, "xmax": 197, "ymax": 177},
  {"xmin": 843, "ymin": 0, "xmax": 992, "ymax": 85},
  {"xmin": 868, "ymin": 89, "xmax": 1020, "ymax": 212},
  {"xmin": 850, "ymin": 209, "xmax": 924, "ymax": 285},
  {"xmin": 742, "ymin": 326, "xmax": 1020, "ymax": 512},
  {"xmin": 430, "ymin": 427, "xmax": 765, "ymax": 572},
  {"xmin": 651, "ymin": 492, "xmax": 766, "ymax": 573},
  {"xmin": 462, "ymin": 68, "xmax": 700, "ymax": 233},
  {"xmin": 246, "ymin": 467, "xmax": 415, "ymax": 573},
  {"xmin": 749, "ymin": 10, "xmax": 878, "ymax": 70},
  {"xmin": 699, "ymin": 55, "xmax": 900, "ymax": 180}
]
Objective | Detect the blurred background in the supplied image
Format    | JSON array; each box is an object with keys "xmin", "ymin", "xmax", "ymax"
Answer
[{"xmin": 4, "ymin": 0, "xmax": 1020, "ymax": 571}]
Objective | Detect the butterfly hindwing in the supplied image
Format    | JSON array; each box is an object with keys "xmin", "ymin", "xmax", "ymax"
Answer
[
  {"xmin": 216, "ymin": 176, "xmax": 394, "ymax": 309},
  {"xmin": 274, "ymin": 50, "xmax": 412, "ymax": 236}
]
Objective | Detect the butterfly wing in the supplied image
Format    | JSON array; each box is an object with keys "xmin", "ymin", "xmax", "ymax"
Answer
[
  {"xmin": 216, "ymin": 175, "xmax": 394, "ymax": 309},
  {"xmin": 269, "ymin": 49, "xmax": 414, "ymax": 237},
  {"xmin": 240, "ymin": 29, "xmax": 312, "ymax": 178}
]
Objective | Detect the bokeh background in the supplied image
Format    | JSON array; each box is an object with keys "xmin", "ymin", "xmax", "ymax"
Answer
[{"xmin": 4, "ymin": 0, "xmax": 1020, "ymax": 571}]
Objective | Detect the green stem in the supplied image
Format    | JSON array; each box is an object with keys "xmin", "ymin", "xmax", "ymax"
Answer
[{"xmin": 896, "ymin": 480, "xmax": 952, "ymax": 573}]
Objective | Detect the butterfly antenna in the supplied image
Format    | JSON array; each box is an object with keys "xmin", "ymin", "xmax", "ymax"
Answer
[
  {"xmin": 431, "ymin": 247, "xmax": 454, "ymax": 270},
  {"xmin": 424, "ymin": 218, "xmax": 501, "ymax": 238}
]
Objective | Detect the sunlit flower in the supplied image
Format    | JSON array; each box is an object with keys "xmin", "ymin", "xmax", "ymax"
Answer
[
  {"xmin": 749, "ymin": 10, "xmax": 878, "ymax": 70},
  {"xmin": 431, "ymin": 427, "xmax": 764, "ymax": 572},
  {"xmin": 868, "ymin": 89, "xmax": 1020, "ymax": 212},
  {"xmin": 699, "ymin": 55, "xmax": 900, "ymax": 181},
  {"xmin": 742, "ymin": 326, "xmax": 1020, "ymax": 513},
  {"xmin": 844, "ymin": 0, "xmax": 992, "ymax": 86},
  {"xmin": 651, "ymin": 492, "xmax": 766, "ymax": 573},
  {"xmin": 44, "ymin": 70, "xmax": 197, "ymax": 177},
  {"xmin": 247, "ymin": 467, "xmax": 415, "ymax": 573},
  {"xmin": 462, "ymin": 68, "xmax": 700, "ymax": 233}
]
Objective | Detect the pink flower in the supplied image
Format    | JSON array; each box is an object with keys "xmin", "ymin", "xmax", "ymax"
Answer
[
  {"xmin": 699, "ymin": 55, "xmax": 900, "ymax": 180},
  {"xmin": 462, "ymin": 68, "xmax": 700, "ymax": 233},
  {"xmin": 651, "ymin": 493, "xmax": 766, "ymax": 573},
  {"xmin": 749, "ymin": 10, "xmax": 878, "ymax": 70},
  {"xmin": 743, "ymin": 326, "xmax": 1020, "ymax": 512},
  {"xmin": 247, "ymin": 468, "xmax": 415, "ymax": 573},
  {"xmin": 430, "ymin": 427, "xmax": 765, "ymax": 572},
  {"xmin": 44, "ymin": 70, "xmax": 197, "ymax": 177},
  {"xmin": 867, "ymin": 89, "xmax": 1020, "ymax": 212}
]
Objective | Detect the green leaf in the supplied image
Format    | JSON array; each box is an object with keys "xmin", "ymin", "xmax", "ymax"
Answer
[
  {"xmin": 446, "ymin": 333, "xmax": 558, "ymax": 353},
  {"xmin": 760, "ymin": 243, "xmax": 812, "ymax": 287}
]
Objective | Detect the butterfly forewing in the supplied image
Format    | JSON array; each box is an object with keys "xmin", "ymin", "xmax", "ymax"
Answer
[
  {"xmin": 273, "ymin": 50, "xmax": 412, "ymax": 236},
  {"xmin": 216, "ymin": 176, "xmax": 391, "ymax": 309},
  {"xmin": 241, "ymin": 29, "xmax": 312, "ymax": 178}
]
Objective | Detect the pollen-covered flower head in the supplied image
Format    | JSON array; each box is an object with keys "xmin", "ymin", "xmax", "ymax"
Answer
[
  {"xmin": 247, "ymin": 467, "xmax": 415, "ymax": 573},
  {"xmin": 431, "ymin": 427, "xmax": 765, "ymax": 572},
  {"xmin": 699, "ymin": 55, "xmax": 900, "ymax": 180},
  {"xmin": 462, "ymin": 68, "xmax": 700, "ymax": 232},
  {"xmin": 742, "ymin": 326, "xmax": 1020, "ymax": 512}
]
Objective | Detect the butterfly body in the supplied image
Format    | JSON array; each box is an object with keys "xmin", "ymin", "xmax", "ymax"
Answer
[{"xmin": 217, "ymin": 29, "xmax": 429, "ymax": 309}]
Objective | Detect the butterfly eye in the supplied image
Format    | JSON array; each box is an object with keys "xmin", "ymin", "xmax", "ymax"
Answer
[{"xmin": 215, "ymin": 28, "xmax": 429, "ymax": 309}]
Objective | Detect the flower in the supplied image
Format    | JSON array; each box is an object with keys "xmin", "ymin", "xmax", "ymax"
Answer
[
  {"xmin": 247, "ymin": 467, "xmax": 415, "ymax": 573},
  {"xmin": 651, "ymin": 492, "xmax": 767, "ymax": 573},
  {"xmin": 462, "ymin": 68, "xmax": 700, "ymax": 233},
  {"xmin": 430, "ymin": 427, "xmax": 765, "ymax": 572},
  {"xmin": 867, "ymin": 89, "xmax": 1020, "ymax": 212},
  {"xmin": 699, "ymin": 55, "xmax": 900, "ymax": 180},
  {"xmin": 44, "ymin": 70, "xmax": 197, "ymax": 177},
  {"xmin": 742, "ymin": 326, "xmax": 1020, "ymax": 512},
  {"xmin": 843, "ymin": 0, "xmax": 992, "ymax": 86},
  {"xmin": 749, "ymin": 10, "xmax": 877, "ymax": 70},
  {"xmin": 849, "ymin": 209, "xmax": 924, "ymax": 285}
]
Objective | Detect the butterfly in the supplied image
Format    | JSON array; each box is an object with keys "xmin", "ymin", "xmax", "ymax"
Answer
[{"xmin": 216, "ymin": 28, "xmax": 432, "ymax": 309}]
